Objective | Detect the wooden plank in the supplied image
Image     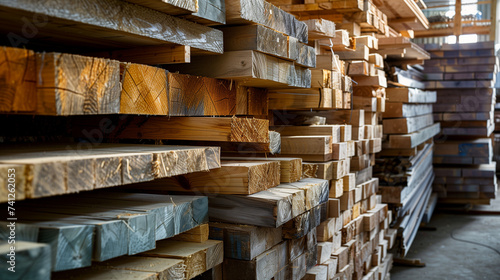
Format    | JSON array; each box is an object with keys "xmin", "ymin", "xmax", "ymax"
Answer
[
  {"xmin": 31, "ymin": 222, "xmax": 94, "ymax": 271},
  {"xmin": 274, "ymin": 125, "xmax": 341, "ymax": 142},
  {"xmin": 0, "ymin": 241, "xmax": 51, "ymax": 279},
  {"xmin": 386, "ymin": 88, "xmax": 436, "ymax": 103},
  {"xmin": 140, "ymin": 239, "xmax": 223, "ymax": 279},
  {"xmin": 383, "ymin": 103, "xmax": 433, "ymax": 118},
  {"xmin": 303, "ymin": 19, "xmax": 336, "ymax": 39},
  {"xmin": 0, "ymin": 47, "xmax": 37, "ymax": 113},
  {"xmin": 119, "ymin": 63, "xmax": 169, "ymax": 115},
  {"xmin": 304, "ymin": 265, "xmax": 328, "ymax": 279},
  {"xmin": 167, "ymin": 73, "xmax": 238, "ymax": 116},
  {"xmin": 220, "ymin": 25, "xmax": 288, "ymax": 59},
  {"xmin": 223, "ymin": 243, "xmax": 280, "ymax": 280},
  {"xmin": 72, "ymin": 116, "xmax": 269, "ymax": 143},
  {"xmin": 388, "ymin": 123, "xmax": 441, "ymax": 149},
  {"xmin": 282, "ymin": 205, "xmax": 322, "ymax": 240},
  {"xmin": 183, "ymin": 0, "xmax": 227, "ymax": 25},
  {"xmin": 209, "ymin": 222, "xmax": 282, "ymax": 261},
  {"xmin": 268, "ymin": 88, "xmax": 333, "ymax": 109},
  {"xmin": 225, "ymin": 0, "xmax": 308, "ymax": 43},
  {"xmin": 296, "ymin": 42, "xmax": 317, "ymax": 68},
  {"xmin": 136, "ymin": 160, "xmax": 281, "ymax": 194},
  {"xmin": 281, "ymin": 136, "xmax": 332, "ymax": 155},
  {"xmin": 167, "ymin": 51, "xmax": 299, "ymax": 88},
  {"xmin": 383, "ymin": 114, "xmax": 434, "ymax": 134},
  {"xmin": 208, "ymin": 178, "xmax": 329, "ymax": 227},
  {"xmin": 0, "ymin": 144, "xmax": 220, "ymax": 199},
  {"xmin": 92, "ymin": 45, "xmax": 190, "ymax": 65},
  {"xmin": 222, "ymin": 157, "xmax": 302, "ymax": 183},
  {"xmin": 337, "ymin": 45, "xmax": 369, "ymax": 61},
  {"xmin": 0, "ymin": 0, "xmax": 223, "ymax": 53},
  {"xmin": 36, "ymin": 53, "xmax": 121, "ymax": 116},
  {"xmin": 170, "ymin": 224, "xmax": 209, "ymax": 243}
]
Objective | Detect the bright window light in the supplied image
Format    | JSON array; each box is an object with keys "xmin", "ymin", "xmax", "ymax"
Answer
[{"xmin": 446, "ymin": 34, "xmax": 478, "ymax": 44}]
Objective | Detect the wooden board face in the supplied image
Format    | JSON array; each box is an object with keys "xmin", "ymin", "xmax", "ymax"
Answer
[{"xmin": 168, "ymin": 73, "xmax": 237, "ymax": 116}]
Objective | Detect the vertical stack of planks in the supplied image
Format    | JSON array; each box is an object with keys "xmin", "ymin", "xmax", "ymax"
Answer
[
  {"xmin": 369, "ymin": 35, "xmax": 440, "ymax": 257},
  {"xmin": 268, "ymin": 6, "xmax": 394, "ymax": 278},
  {"xmin": 423, "ymin": 41, "xmax": 498, "ymax": 205}
]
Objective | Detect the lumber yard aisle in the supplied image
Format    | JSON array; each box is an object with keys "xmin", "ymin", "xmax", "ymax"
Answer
[{"xmin": 0, "ymin": 0, "xmax": 498, "ymax": 279}]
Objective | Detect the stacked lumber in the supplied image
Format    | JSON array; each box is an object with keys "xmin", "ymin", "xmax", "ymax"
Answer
[
  {"xmin": 0, "ymin": 46, "xmax": 273, "ymax": 116},
  {"xmin": 270, "ymin": 0, "xmax": 389, "ymax": 36},
  {"xmin": 0, "ymin": 0, "xmax": 223, "ymax": 57},
  {"xmin": 207, "ymin": 178, "xmax": 329, "ymax": 279},
  {"xmin": 375, "ymin": 0, "xmax": 429, "ymax": 31},
  {"xmin": 373, "ymin": 42, "xmax": 439, "ymax": 256},
  {"xmin": 0, "ymin": 191, "xmax": 217, "ymax": 273},
  {"xmin": 423, "ymin": 41, "xmax": 498, "ymax": 205},
  {"xmin": 165, "ymin": 0, "xmax": 315, "ymax": 88},
  {"xmin": 0, "ymin": 144, "xmax": 221, "ymax": 201}
]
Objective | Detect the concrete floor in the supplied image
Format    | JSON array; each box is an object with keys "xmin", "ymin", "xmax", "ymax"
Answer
[{"xmin": 391, "ymin": 211, "xmax": 500, "ymax": 280}]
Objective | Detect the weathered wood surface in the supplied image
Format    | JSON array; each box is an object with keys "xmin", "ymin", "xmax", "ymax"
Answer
[
  {"xmin": 121, "ymin": 70, "xmax": 239, "ymax": 116},
  {"xmin": 0, "ymin": 47, "xmax": 37, "ymax": 113},
  {"xmin": 167, "ymin": 51, "xmax": 302, "ymax": 88},
  {"xmin": 186, "ymin": 0, "xmax": 226, "ymax": 25},
  {"xmin": 220, "ymin": 25, "xmax": 288, "ymax": 59},
  {"xmin": 303, "ymin": 19, "xmax": 336, "ymax": 40},
  {"xmin": 36, "ymin": 53, "xmax": 121, "ymax": 116},
  {"xmin": 136, "ymin": 160, "xmax": 281, "ymax": 194},
  {"xmin": 140, "ymin": 239, "xmax": 223, "ymax": 279},
  {"xmin": 2, "ymin": 50, "xmax": 258, "ymax": 116},
  {"xmin": 225, "ymin": 0, "xmax": 308, "ymax": 43},
  {"xmin": 126, "ymin": 0, "xmax": 226, "ymax": 25},
  {"xmin": 71, "ymin": 116, "xmax": 269, "ymax": 143},
  {"xmin": 0, "ymin": 144, "xmax": 220, "ymax": 200},
  {"xmin": 10, "ymin": 193, "xmax": 209, "ymax": 261},
  {"xmin": 208, "ymin": 178, "xmax": 329, "ymax": 227},
  {"xmin": 0, "ymin": 0, "xmax": 223, "ymax": 53}
]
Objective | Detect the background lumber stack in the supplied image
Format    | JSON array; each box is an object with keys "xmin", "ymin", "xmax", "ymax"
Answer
[
  {"xmin": 423, "ymin": 41, "xmax": 498, "ymax": 205},
  {"xmin": 372, "ymin": 40, "xmax": 439, "ymax": 257}
]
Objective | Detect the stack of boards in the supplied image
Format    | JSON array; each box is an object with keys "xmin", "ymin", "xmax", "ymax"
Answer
[
  {"xmin": 0, "ymin": 0, "xmax": 445, "ymax": 278},
  {"xmin": 424, "ymin": 41, "xmax": 498, "ymax": 205},
  {"xmin": 375, "ymin": 85, "xmax": 439, "ymax": 256}
]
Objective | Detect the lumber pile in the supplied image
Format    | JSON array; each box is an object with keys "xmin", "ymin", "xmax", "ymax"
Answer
[
  {"xmin": 372, "ymin": 42, "xmax": 438, "ymax": 256},
  {"xmin": 423, "ymin": 41, "xmax": 498, "ymax": 205},
  {"xmin": 0, "ymin": 191, "xmax": 214, "ymax": 271},
  {"xmin": 0, "ymin": 144, "xmax": 220, "ymax": 201},
  {"xmin": 0, "ymin": 46, "xmax": 272, "ymax": 116},
  {"xmin": 270, "ymin": 0, "xmax": 389, "ymax": 36},
  {"xmin": 165, "ymin": 0, "xmax": 315, "ymax": 88}
]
